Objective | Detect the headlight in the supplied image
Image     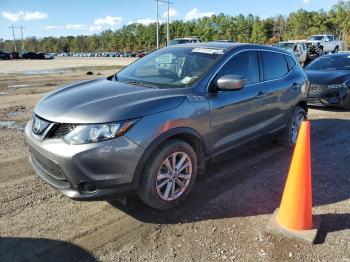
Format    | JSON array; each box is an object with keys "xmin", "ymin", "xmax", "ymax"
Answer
[
  {"xmin": 327, "ymin": 84, "xmax": 344, "ymax": 89},
  {"xmin": 63, "ymin": 120, "xmax": 137, "ymax": 145},
  {"xmin": 344, "ymin": 80, "xmax": 350, "ymax": 87}
]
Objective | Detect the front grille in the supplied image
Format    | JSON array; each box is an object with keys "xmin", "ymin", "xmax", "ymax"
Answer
[
  {"xmin": 49, "ymin": 123, "xmax": 77, "ymax": 139},
  {"xmin": 310, "ymin": 84, "xmax": 325, "ymax": 94}
]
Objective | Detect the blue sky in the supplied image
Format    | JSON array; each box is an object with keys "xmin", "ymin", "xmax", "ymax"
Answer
[{"xmin": 0, "ymin": 0, "xmax": 339, "ymax": 40}]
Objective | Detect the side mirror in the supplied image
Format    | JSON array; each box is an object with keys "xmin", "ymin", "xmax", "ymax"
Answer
[
  {"xmin": 325, "ymin": 38, "xmax": 330, "ymax": 42},
  {"xmin": 215, "ymin": 75, "xmax": 246, "ymax": 91}
]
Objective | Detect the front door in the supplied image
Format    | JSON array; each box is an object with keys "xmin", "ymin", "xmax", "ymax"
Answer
[{"xmin": 207, "ymin": 50, "xmax": 268, "ymax": 156}]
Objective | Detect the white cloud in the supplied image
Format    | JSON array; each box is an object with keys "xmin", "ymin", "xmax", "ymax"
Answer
[
  {"xmin": 89, "ymin": 25, "xmax": 103, "ymax": 32},
  {"xmin": 94, "ymin": 16, "xmax": 122, "ymax": 26},
  {"xmin": 163, "ymin": 8, "xmax": 178, "ymax": 18},
  {"xmin": 185, "ymin": 8, "xmax": 214, "ymax": 20},
  {"xmin": 136, "ymin": 18, "xmax": 158, "ymax": 25},
  {"xmin": 65, "ymin": 24, "xmax": 85, "ymax": 30},
  {"xmin": 128, "ymin": 21, "xmax": 134, "ymax": 25},
  {"xmin": 2, "ymin": 10, "xmax": 48, "ymax": 21},
  {"xmin": 303, "ymin": 0, "xmax": 311, "ymax": 4},
  {"xmin": 45, "ymin": 25, "xmax": 64, "ymax": 30}
]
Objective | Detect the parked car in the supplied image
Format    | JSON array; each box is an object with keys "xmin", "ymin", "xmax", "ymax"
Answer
[
  {"xmin": 135, "ymin": 51, "xmax": 147, "ymax": 58},
  {"xmin": 9, "ymin": 52, "xmax": 20, "ymax": 59},
  {"xmin": 122, "ymin": 52, "xmax": 135, "ymax": 57},
  {"xmin": 306, "ymin": 34, "xmax": 342, "ymax": 57},
  {"xmin": 216, "ymin": 40, "xmax": 235, "ymax": 43},
  {"xmin": 25, "ymin": 43, "xmax": 309, "ymax": 210},
  {"xmin": 0, "ymin": 51, "xmax": 11, "ymax": 60},
  {"xmin": 169, "ymin": 37, "xmax": 200, "ymax": 46},
  {"xmin": 305, "ymin": 52, "xmax": 350, "ymax": 109},
  {"xmin": 38, "ymin": 53, "xmax": 54, "ymax": 59},
  {"xmin": 22, "ymin": 52, "xmax": 43, "ymax": 59},
  {"xmin": 275, "ymin": 41, "xmax": 308, "ymax": 66},
  {"xmin": 22, "ymin": 52, "xmax": 53, "ymax": 59}
]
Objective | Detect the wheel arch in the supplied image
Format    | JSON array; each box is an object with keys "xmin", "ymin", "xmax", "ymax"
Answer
[
  {"xmin": 131, "ymin": 127, "xmax": 207, "ymax": 191},
  {"xmin": 296, "ymin": 100, "xmax": 308, "ymax": 114}
]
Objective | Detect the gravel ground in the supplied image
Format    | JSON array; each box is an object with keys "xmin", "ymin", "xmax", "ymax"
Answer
[{"xmin": 0, "ymin": 59, "xmax": 349, "ymax": 262}]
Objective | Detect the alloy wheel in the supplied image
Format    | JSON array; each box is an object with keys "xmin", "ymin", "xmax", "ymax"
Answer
[{"xmin": 156, "ymin": 151, "xmax": 192, "ymax": 201}]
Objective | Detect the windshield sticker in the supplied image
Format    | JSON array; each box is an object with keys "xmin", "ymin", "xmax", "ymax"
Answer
[
  {"xmin": 192, "ymin": 48, "xmax": 224, "ymax": 55},
  {"xmin": 181, "ymin": 76, "xmax": 192, "ymax": 84}
]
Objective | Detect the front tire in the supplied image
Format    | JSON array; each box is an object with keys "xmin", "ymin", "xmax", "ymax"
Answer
[
  {"xmin": 277, "ymin": 106, "xmax": 307, "ymax": 148},
  {"xmin": 138, "ymin": 140, "xmax": 197, "ymax": 210},
  {"xmin": 340, "ymin": 94, "xmax": 350, "ymax": 110},
  {"xmin": 333, "ymin": 46, "xmax": 339, "ymax": 53}
]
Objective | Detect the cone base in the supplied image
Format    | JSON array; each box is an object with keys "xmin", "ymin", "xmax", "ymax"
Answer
[{"xmin": 266, "ymin": 209, "xmax": 321, "ymax": 244}]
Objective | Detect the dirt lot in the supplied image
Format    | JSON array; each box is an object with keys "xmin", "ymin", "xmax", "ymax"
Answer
[{"xmin": 0, "ymin": 58, "xmax": 349, "ymax": 262}]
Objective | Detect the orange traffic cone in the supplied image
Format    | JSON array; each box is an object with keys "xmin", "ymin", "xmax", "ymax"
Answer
[
  {"xmin": 267, "ymin": 120, "xmax": 320, "ymax": 244},
  {"xmin": 277, "ymin": 120, "xmax": 312, "ymax": 230}
]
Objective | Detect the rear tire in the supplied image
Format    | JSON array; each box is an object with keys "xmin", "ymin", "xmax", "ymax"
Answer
[
  {"xmin": 138, "ymin": 139, "xmax": 197, "ymax": 210},
  {"xmin": 333, "ymin": 46, "xmax": 339, "ymax": 53},
  {"xmin": 277, "ymin": 106, "xmax": 307, "ymax": 148}
]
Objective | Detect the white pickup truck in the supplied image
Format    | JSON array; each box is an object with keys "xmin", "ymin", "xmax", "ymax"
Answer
[
  {"xmin": 306, "ymin": 35, "xmax": 342, "ymax": 56},
  {"xmin": 275, "ymin": 40, "xmax": 308, "ymax": 65}
]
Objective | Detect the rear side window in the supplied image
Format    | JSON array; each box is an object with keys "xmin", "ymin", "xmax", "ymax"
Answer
[
  {"xmin": 285, "ymin": 55, "xmax": 296, "ymax": 71},
  {"xmin": 261, "ymin": 51, "xmax": 289, "ymax": 81},
  {"xmin": 216, "ymin": 51, "xmax": 260, "ymax": 85}
]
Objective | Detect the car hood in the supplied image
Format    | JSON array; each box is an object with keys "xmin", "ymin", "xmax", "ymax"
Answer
[
  {"xmin": 35, "ymin": 78, "xmax": 187, "ymax": 123},
  {"xmin": 306, "ymin": 40, "xmax": 320, "ymax": 44},
  {"xmin": 304, "ymin": 70, "xmax": 350, "ymax": 85}
]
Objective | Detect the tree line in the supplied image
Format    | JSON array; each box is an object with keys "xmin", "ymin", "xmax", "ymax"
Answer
[{"xmin": 1, "ymin": 0, "xmax": 349, "ymax": 53}]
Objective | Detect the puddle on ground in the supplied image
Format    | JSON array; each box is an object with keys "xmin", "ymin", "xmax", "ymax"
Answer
[
  {"xmin": 0, "ymin": 92, "xmax": 8, "ymax": 96},
  {"xmin": 0, "ymin": 120, "xmax": 24, "ymax": 131},
  {"xmin": 7, "ymin": 84, "xmax": 31, "ymax": 88},
  {"xmin": 21, "ymin": 65, "xmax": 124, "ymax": 75},
  {"xmin": 6, "ymin": 111, "xmax": 22, "ymax": 117}
]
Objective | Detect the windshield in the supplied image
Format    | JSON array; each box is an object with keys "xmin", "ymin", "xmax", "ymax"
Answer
[
  {"xmin": 308, "ymin": 35, "xmax": 324, "ymax": 41},
  {"xmin": 306, "ymin": 55, "xmax": 350, "ymax": 70},
  {"xmin": 116, "ymin": 46, "xmax": 224, "ymax": 88},
  {"xmin": 169, "ymin": 39, "xmax": 190, "ymax": 45},
  {"xmin": 275, "ymin": 43, "xmax": 295, "ymax": 50}
]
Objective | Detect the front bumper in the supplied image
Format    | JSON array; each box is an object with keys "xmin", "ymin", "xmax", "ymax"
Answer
[
  {"xmin": 25, "ymin": 121, "xmax": 145, "ymax": 200},
  {"xmin": 308, "ymin": 85, "xmax": 349, "ymax": 106}
]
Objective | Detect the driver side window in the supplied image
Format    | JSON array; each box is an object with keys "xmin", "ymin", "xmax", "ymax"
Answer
[{"xmin": 216, "ymin": 51, "xmax": 260, "ymax": 85}]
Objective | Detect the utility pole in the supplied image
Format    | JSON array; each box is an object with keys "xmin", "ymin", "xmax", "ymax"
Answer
[
  {"xmin": 155, "ymin": 0, "xmax": 173, "ymax": 48},
  {"xmin": 167, "ymin": 0, "xmax": 170, "ymax": 45},
  {"xmin": 156, "ymin": 0, "xmax": 159, "ymax": 49},
  {"xmin": 9, "ymin": 25, "xmax": 17, "ymax": 52},
  {"xmin": 8, "ymin": 25, "xmax": 25, "ymax": 52},
  {"xmin": 19, "ymin": 26, "xmax": 25, "ymax": 52}
]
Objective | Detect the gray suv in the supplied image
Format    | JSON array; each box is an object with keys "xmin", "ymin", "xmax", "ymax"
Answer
[{"xmin": 25, "ymin": 43, "xmax": 309, "ymax": 210}]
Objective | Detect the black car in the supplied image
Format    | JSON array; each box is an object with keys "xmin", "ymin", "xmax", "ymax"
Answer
[
  {"xmin": 305, "ymin": 53, "xmax": 350, "ymax": 109},
  {"xmin": 22, "ymin": 52, "xmax": 45, "ymax": 59},
  {"xmin": 0, "ymin": 51, "xmax": 11, "ymax": 60}
]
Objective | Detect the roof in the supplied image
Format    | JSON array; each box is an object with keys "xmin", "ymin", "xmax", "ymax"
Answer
[
  {"xmin": 321, "ymin": 52, "xmax": 350, "ymax": 58},
  {"xmin": 170, "ymin": 42, "xmax": 292, "ymax": 55},
  {"xmin": 170, "ymin": 42, "xmax": 242, "ymax": 50},
  {"xmin": 280, "ymin": 40, "xmax": 307, "ymax": 43}
]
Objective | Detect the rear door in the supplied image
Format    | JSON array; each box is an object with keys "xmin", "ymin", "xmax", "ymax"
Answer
[
  {"xmin": 261, "ymin": 51, "xmax": 300, "ymax": 134},
  {"xmin": 207, "ymin": 50, "xmax": 268, "ymax": 155}
]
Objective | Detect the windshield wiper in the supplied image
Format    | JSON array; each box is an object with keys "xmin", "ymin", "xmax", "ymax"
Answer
[{"xmin": 125, "ymin": 80, "xmax": 158, "ymax": 89}]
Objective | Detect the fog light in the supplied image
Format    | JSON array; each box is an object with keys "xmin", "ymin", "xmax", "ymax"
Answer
[{"xmin": 78, "ymin": 181, "xmax": 98, "ymax": 194}]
